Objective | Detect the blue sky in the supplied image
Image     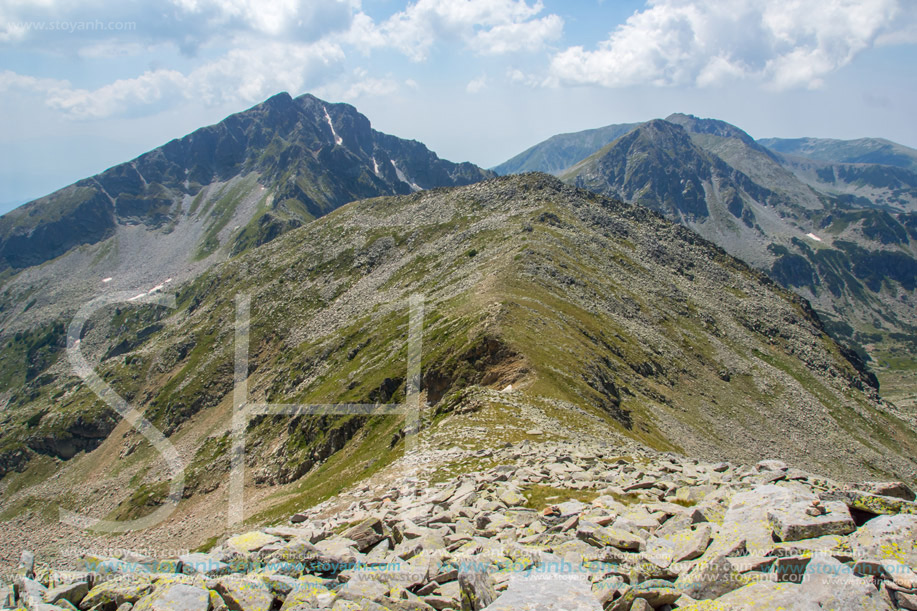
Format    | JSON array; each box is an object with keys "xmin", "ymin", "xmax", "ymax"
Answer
[{"xmin": 1, "ymin": 0, "xmax": 916, "ymax": 214}]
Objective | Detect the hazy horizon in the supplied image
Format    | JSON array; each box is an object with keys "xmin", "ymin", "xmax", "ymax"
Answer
[{"xmin": 2, "ymin": 0, "xmax": 917, "ymax": 213}]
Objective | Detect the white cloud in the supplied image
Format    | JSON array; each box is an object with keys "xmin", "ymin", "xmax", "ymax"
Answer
[
  {"xmin": 167, "ymin": 0, "xmax": 357, "ymax": 39},
  {"xmin": 466, "ymin": 75, "xmax": 487, "ymax": 93},
  {"xmin": 316, "ymin": 68, "xmax": 401, "ymax": 100},
  {"xmin": 549, "ymin": 0, "xmax": 915, "ymax": 90},
  {"xmin": 1, "ymin": 40, "xmax": 346, "ymax": 119},
  {"xmin": 0, "ymin": 0, "xmax": 356, "ymax": 49},
  {"xmin": 0, "ymin": 71, "xmax": 70, "ymax": 94},
  {"xmin": 349, "ymin": 0, "xmax": 563, "ymax": 60},
  {"xmin": 470, "ymin": 14, "xmax": 562, "ymax": 55}
]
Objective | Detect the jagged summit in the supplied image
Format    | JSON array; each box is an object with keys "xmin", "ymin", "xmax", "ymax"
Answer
[{"xmin": 0, "ymin": 92, "xmax": 493, "ymax": 331}]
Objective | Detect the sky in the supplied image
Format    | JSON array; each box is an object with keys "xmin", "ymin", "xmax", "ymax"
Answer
[{"xmin": 1, "ymin": 0, "xmax": 916, "ymax": 214}]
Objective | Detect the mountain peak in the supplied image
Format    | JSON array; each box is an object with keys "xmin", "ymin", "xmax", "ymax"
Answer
[
  {"xmin": 263, "ymin": 91, "xmax": 293, "ymax": 107},
  {"xmin": 665, "ymin": 113, "xmax": 758, "ymax": 146}
]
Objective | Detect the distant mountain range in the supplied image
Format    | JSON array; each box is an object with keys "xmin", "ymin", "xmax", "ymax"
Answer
[
  {"xmin": 495, "ymin": 114, "xmax": 917, "ymax": 363},
  {"xmin": 759, "ymin": 136, "xmax": 917, "ymax": 172},
  {"xmin": 491, "ymin": 122, "xmax": 641, "ymax": 176},
  {"xmin": 1, "ymin": 95, "xmax": 916, "ymax": 558}
]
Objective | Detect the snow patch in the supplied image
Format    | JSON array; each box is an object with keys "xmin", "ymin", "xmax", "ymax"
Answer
[
  {"xmin": 372, "ymin": 156, "xmax": 381, "ymax": 176},
  {"xmin": 101, "ymin": 277, "xmax": 113, "ymax": 283},
  {"xmin": 806, "ymin": 233, "xmax": 823, "ymax": 242},
  {"xmin": 390, "ymin": 160, "xmax": 422, "ymax": 192},
  {"xmin": 128, "ymin": 293, "xmax": 146, "ymax": 301},
  {"xmin": 323, "ymin": 107, "xmax": 343, "ymax": 146}
]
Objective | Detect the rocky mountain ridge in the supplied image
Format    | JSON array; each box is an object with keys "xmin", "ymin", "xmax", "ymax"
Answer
[
  {"xmin": 1, "ymin": 175, "xmax": 914, "ymax": 573},
  {"xmin": 495, "ymin": 115, "xmax": 917, "ymax": 385}
]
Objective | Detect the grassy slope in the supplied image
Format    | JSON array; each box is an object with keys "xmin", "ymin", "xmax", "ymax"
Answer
[{"xmin": 2, "ymin": 175, "xmax": 917, "ymax": 552}]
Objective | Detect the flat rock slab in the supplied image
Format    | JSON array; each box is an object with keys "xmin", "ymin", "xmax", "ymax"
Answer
[
  {"xmin": 576, "ymin": 522, "xmax": 643, "ymax": 550},
  {"xmin": 340, "ymin": 518, "xmax": 385, "ymax": 553},
  {"xmin": 132, "ymin": 582, "xmax": 210, "ymax": 611},
  {"xmin": 720, "ymin": 485, "xmax": 816, "ymax": 555},
  {"xmin": 821, "ymin": 490, "xmax": 917, "ymax": 516},
  {"xmin": 226, "ymin": 531, "xmax": 281, "ymax": 553},
  {"xmin": 483, "ymin": 572, "xmax": 602, "ymax": 610},
  {"xmin": 850, "ymin": 514, "xmax": 917, "ymax": 568},
  {"xmin": 678, "ymin": 556, "xmax": 892, "ymax": 610},
  {"xmin": 79, "ymin": 578, "xmax": 152, "ymax": 610},
  {"xmin": 767, "ymin": 500, "xmax": 855, "ymax": 541},
  {"xmin": 214, "ymin": 578, "xmax": 276, "ymax": 611},
  {"xmin": 849, "ymin": 482, "xmax": 916, "ymax": 501},
  {"xmin": 45, "ymin": 580, "xmax": 89, "ymax": 606},
  {"xmin": 179, "ymin": 553, "xmax": 232, "ymax": 576}
]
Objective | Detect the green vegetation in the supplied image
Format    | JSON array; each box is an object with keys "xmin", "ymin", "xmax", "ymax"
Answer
[
  {"xmin": 249, "ymin": 415, "xmax": 403, "ymax": 526},
  {"xmin": 0, "ymin": 320, "xmax": 66, "ymax": 392},
  {"xmin": 106, "ymin": 481, "xmax": 169, "ymax": 521},
  {"xmin": 523, "ymin": 485, "xmax": 599, "ymax": 511}
]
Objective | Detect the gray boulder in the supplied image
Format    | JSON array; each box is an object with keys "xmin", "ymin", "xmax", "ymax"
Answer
[
  {"xmin": 483, "ymin": 572, "xmax": 601, "ymax": 610},
  {"xmin": 850, "ymin": 515, "xmax": 917, "ymax": 568},
  {"xmin": 767, "ymin": 500, "xmax": 855, "ymax": 541},
  {"xmin": 132, "ymin": 582, "xmax": 211, "ymax": 611}
]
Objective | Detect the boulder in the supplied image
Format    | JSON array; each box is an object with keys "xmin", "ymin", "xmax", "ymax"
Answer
[
  {"xmin": 213, "ymin": 577, "xmax": 276, "ymax": 611},
  {"xmin": 45, "ymin": 581, "xmax": 89, "ymax": 607},
  {"xmin": 178, "ymin": 553, "xmax": 232, "ymax": 577},
  {"xmin": 850, "ymin": 482, "xmax": 916, "ymax": 501},
  {"xmin": 767, "ymin": 500, "xmax": 855, "ymax": 541},
  {"xmin": 679, "ymin": 555, "xmax": 892, "ymax": 610},
  {"xmin": 671, "ymin": 523, "xmax": 713, "ymax": 562},
  {"xmin": 719, "ymin": 485, "xmax": 815, "ymax": 555},
  {"xmin": 822, "ymin": 489, "xmax": 917, "ymax": 516},
  {"xmin": 225, "ymin": 532, "xmax": 281, "ymax": 554},
  {"xmin": 576, "ymin": 522, "xmax": 643, "ymax": 551},
  {"xmin": 132, "ymin": 582, "xmax": 211, "ymax": 611},
  {"xmin": 498, "ymin": 489, "xmax": 526, "ymax": 508},
  {"xmin": 19, "ymin": 551, "xmax": 36, "ymax": 579},
  {"xmin": 483, "ymin": 572, "xmax": 601, "ymax": 610},
  {"xmin": 850, "ymin": 515, "xmax": 917, "ymax": 568},
  {"xmin": 278, "ymin": 577, "xmax": 336, "ymax": 610},
  {"xmin": 458, "ymin": 567, "xmax": 496, "ymax": 611},
  {"xmin": 16, "ymin": 576, "xmax": 46, "ymax": 609},
  {"xmin": 340, "ymin": 518, "xmax": 385, "ymax": 553},
  {"xmin": 79, "ymin": 578, "xmax": 151, "ymax": 610}
]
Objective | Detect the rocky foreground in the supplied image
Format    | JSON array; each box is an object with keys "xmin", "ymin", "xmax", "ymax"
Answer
[{"xmin": 4, "ymin": 440, "xmax": 917, "ymax": 611}]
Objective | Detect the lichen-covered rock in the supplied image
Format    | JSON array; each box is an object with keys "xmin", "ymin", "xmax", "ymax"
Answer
[
  {"xmin": 850, "ymin": 515, "xmax": 917, "ymax": 569},
  {"xmin": 340, "ymin": 518, "xmax": 385, "ymax": 553},
  {"xmin": 132, "ymin": 582, "xmax": 211, "ymax": 611},
  {"xmin": 680, "ymin": 556, "xmax": 893, "ymax": 610},
  {"xmin": 278, "ymin": 576, "xmax": 336, "ymax": 610},
  {"xmin": 45, "ymin": 581, "xmax": 89, "ymax": 607},
  {"xmin": 822, "ymin": 489, "xmax": 917, "ymax": 516},
  {"xmin": 458, "ymin": 567, "xmax": 496, "ymax": 611},
  {"xmin": 212, "ymin": 577, "xmax": 276, "ymax": 611},
  {"xmin": 483, "ymin": 572, "xmax": 601, "ymax": 611},
  {"xmin": 767, "ymin": 499, "xmax": 855, "ymax": 541},
  {"xmin": 225, "ymin": 532, "xmax": 281, "ymax": 554},
  {"xmin": 850, "ymin": 482, "xmax": 916, "ymax": 501},
  {"xmin": 576, "ymin": 522, "xmax": 643, "ymax": 551},
  {"xmin": 79, "ymin": 578, "xmax": 151, "ymax": 611}
]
